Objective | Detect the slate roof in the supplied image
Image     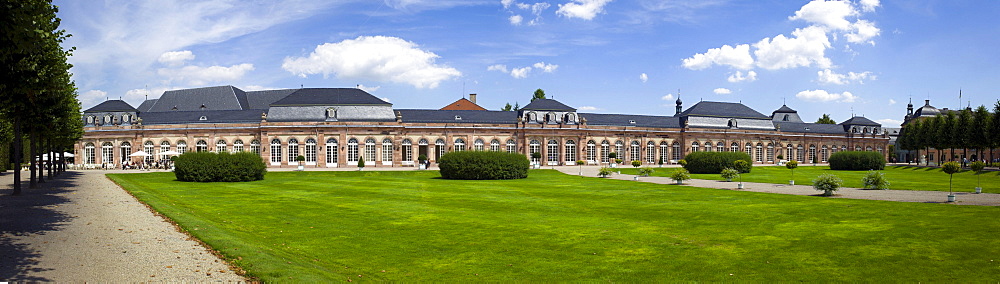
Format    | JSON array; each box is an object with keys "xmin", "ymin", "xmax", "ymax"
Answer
[
  {"xmin": 84, "ymin": 100, "xmax": 137, "ymax": 113},
  {"xmin": 247, "ymin": 89, "xmax": 298, "ymax": 109},
  {"xmin": 580, "ymin": 113, "xmax": 680, "ymax": 128},
  {"xmin": 912, "ymin": 100, "xmax": 940, "ymax": 117},
  {"xmin": 136, "ymin": 99, "xmax": 157, "ymax": 113},
  {"xmin": 520, "ymin": 99, "xmax": 575, "ymax": 111},
  {"xmin": 772, "ymin": 104, "xmax": 797, "ymax": 113},
  {"xmin": 773, "ymin": 122, "xmax": 846, "ymax": 134},
  {"xmin": 678, "ymin": 101, "xmax": 769, "ymax": 119},
  {"xmin": 147, "ymin": 85, "xmax": 247, "ymax": 112},
  {"xmin": 397, "ymin": 109, "xmax": 517, "ymax": 124},
  {"xmin": 839, "ymin": 116, "xmax": 881, "ymax": 126},
  {"xmin": 270, "ymin": 88, "xmax": 390, "ymax": 106},
  {"xmin": 440, "ymin": 98, "xmax": 486, "ymax": 111},
  {"xmin": 140, "ymin": 109, "xmax": 263, "ymax": 125}
]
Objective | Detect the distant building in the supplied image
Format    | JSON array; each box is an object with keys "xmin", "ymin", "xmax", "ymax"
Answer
[
  {"xmin": 895, "ymin": 99, "xmax": 998, "ymax": 164},
  {"xmin": 78, "ymin": 86, "xmax": 889, "ymax": 168}
]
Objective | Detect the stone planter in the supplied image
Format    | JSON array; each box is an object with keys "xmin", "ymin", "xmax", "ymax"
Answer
[
  {"xmin": 419, "ymin": 163, "xmax": 426, "ymax": 170},
  {"xmin": 297, "ymin": 165, "xmax": 304, "ymax": 171},
  {"xmin": 737, "ymin": 183, "xmax": 744, "ymax": 189},
  {"xmin": 789, "ymin": 180, "xmax": 795, "ymax": 185},
  {"xmin": 725, "ymin": 178, "xmax": 732, "ymax": 182},
  {"xmin": 975, "ymin": 187, "xmax": 982, "ymax": 194},
  {"xmin": 947, "ymin": 194, "xmax": 956, "ymax": 202},
  {"xmin": 675, "ymin": 180, "xmax": 683, "ymax": 185},
  {"xmin": 610, "ymin": 163, "xmax": 617, "ymax": 168}
]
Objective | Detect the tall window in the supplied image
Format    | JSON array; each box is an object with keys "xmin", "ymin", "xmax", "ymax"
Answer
[
  {"xmin": 305, "ymin": 138, "xmax": 317, "ymax": 164},
  {"xmin": 821, "ymin": 145, "xmax": 828, "ymax": 162},
  {"xmin": 865, "ymin": 146, "xmax": 872, "ymax": 152},
  {"xmin": 102, "ymin": 142, "xmax": 114, "ymax": 164},
  {"xmin": 630, "ymin": 141, "xmax": 641, "ymax": 162},
  {"xmin": 786, "ymin": 144, "xmax": 793, "ymax": 161},
  {"xmin": 797, "ymin": 145, "xmax": 805, "ymax": 162},
  {"xmin": 119, "ymin": 142, "xmax": 131, "ymax": 163},
  {"xmin": 144, "ymin": 141, "xmax": 155, "ymax": 163},
  {"xmin": 717, "ymin": 142, "xmax": 725, "ymax": 152},
  {"xmin": 287, "ymin": 139, "xmax": 299, "ymax": 162},
  {"xmin": 745, "ymin": 143, "xmax": 753, "ymax": 156},
  {"xmin": 160, "ymin": 141, "xmax": 171, "ymax": 154},
  {"xmin": 565, "ymin": 140, "xmax": 576, "ymax": 163},
  {"xmin": 672, "ymin": 142, "xmax": 681, "ymax": 160},
  {"xmin": 326, "ymin": 138, "xmax": 339, "ymax": 165},
  {"xmin": 755, "ymin": 143, "xmax": 763, "ymax": 162},
  {"xmin": 196, "ymin": 140, "xmax": 208, "ymax": 152},
  {"xmin": 85, "ymin": 143, "xmax": 96, "ymax": 164},
  {"xmin": 250, "ymin": 140, "xmax": 260, "ymax": 155},
  {"xmin": 547, "ymin": 140, "xmax": 559, "ymax": 163},
  {"xmin": 841, "ymin": 145, "xmax": 847, "ymax": 152},
  {"xmin": 646, "ymin": 141, "xmax": 656, "ymax": 163},
  {"xmin": 767, "ymin": 143, "xmax": 775, "ymax": 162},
  {"xmin": 703, "ymin": 141, "xmax": 712, "ymax": 152},
  {"xmin": 382, "ymin": 138, "xmax": 393, "ymax": 163},
  {"xmin": 809, "ymin": 145, "xmax": 817, "ymax": 163},
  {"xmin": 660, "ymin": 141, "xmax": 669, "ymax": 163},
  {"xmin": 435, "ymin": 139, "xmax": 445, "ymax": 160},
  {"xmin": 530, "ymin": 140, "xmax": 541, "ymax": 163},
  {"xmin": 506, "ymin": 139, "xmax": 516, "ymax": 154},
  {"xmin": 601, "ymin": 140, "xmax": 610, "ymax": 163},
  {"xmin": 364, "ymin": 138, "xmax": 377, "ymax": 163},
  {"xmin": 474, "ymin": 139, "xmax": 484, "ymax": 151},
  {"xmin": 177, "ymin": 141, "xmax": 187, "ymax": 154},
  {"xmin": 586, "ymin": 140, "xmax": 596, "ymax": 162},
  {"xmin": 347, "ymin": 138, "xmax": 359, "ymax": 162},
  {"xmin": 454, "ymin": 138, "xmax": 466, "ymax": 152},
  {"xmin": 614, "ymin": 141, "xmax": 624, "ymax": 161},
  {"xmin": 233, "ymin": 139, "xmax": 244, "ymax": 152},
  {"xmin": 216, "ymin": 140, "xmax": 227, "ymax": 153},
  {"xmin": 402, "ymin": 139, "xmax": 413, "ymax": 162},
  {"xmin": 877, "ymin": 146, "xmax": 883, "ymax": 155},
  {"xmin": 490, "ymin": 139, "xmax": 500, "ymax": 152},
  {"xmin": 270, "ymin": 139, "xmax": 282, "ymax": 164},
  {"xmin": 731, "ymin": 142, "xmax": 739, "ymax": 153},
  {"xmin": 691, "ymin": 142, "xmax": 699, "ymax": 153}
]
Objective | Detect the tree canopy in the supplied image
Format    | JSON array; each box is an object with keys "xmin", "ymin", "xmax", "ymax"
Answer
[
  {"xmin": 815, "ymin": 114, "xmax": 836, "ymax": 124},
  {"xmin": 531, "ymin": 89, "xmax": 546, "ymax": 102}
]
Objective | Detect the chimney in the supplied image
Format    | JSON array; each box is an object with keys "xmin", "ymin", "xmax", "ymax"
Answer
[{"xmin": 469, "ymin": 94, "xmax": 477, "ymax": 104}]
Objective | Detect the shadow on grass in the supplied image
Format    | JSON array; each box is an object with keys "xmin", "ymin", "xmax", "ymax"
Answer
[{"xmin": 0, "ymin": 171, "xmax": 82, "ymax": 281}]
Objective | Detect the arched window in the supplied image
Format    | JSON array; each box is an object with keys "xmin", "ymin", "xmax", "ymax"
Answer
[
  {"xmin": 614, "ymin": 141, "xmax": 624, "ymax": 160},
  {"xmin": 474, "ymin": 139, "xmax": 484, "ymax": 151},
  {"xmin": 216, "ymin": 140, "xmax": 227, "ymax": 153},
  {"xmin": 821, "ymin": 145, "xmax": 829, "ymax": 162},
  {"xmin": 547, "ymin": 140, "xmax": 559, "ymax": 163},
  {"xmin": 660, "ymin": 141, "xmax": 669, "ymax": 163},
  {"xmin": 160, "ymin": 141, "xmax": 171, "ymax": 154},
  {"xmin": 855, "ymin": 145, "xmax": 862, "ymax": 151},
  {"xmin": 808, "ymin": 145, "xmax": 817, "ymax": 163},
  {"xmin": 347, "ymin": 138, "xmax": 359, "ymax": 163},
  {"xmin": 646, "ymin": 141, "xmax": 656, "ymax": 164},
  {"xmin": 233, "ymin": 139, "xmax": 244, "ymax": 152},
  {"xmin": 419, "ymin": 138, "xmax": 428, "ymax": 145},
  {"xmin": 529, "ymin": 140, "xmax": 541, "ymax": 163},
  {"xmin": 104, "ymin": 115, "xmax": 112, "ymax": 125},
  {"xmin": 877, "ymin": 146, "xmax": 883, "ymax": 154},
  {"xmin": 586, "ymin": 140, "xmax": 597, "ymax": 162},
  {"xmin": 506, "ymin": 139, "xmax": 516, "ymax": 154},
  {"xmin": 490, "ymin": 139, "xmax": 501, "ymax": 152},
  {"xmin": 85, "ymin": 142, "xmax": 96, "ymax": 164},
  {"xmin": 177, "ymin": 141, "xmax": 187, "ymax": 154},
  {"xmin": 731, "ymin": 142, "xmax": 739, "ymax": 153},
  {"xmin": 305, "ymin": 138, "xmax": 317, "ymax": 164},
  {"xmin": 250, "ymin": 140, "xmax": 260, "ymax": 155},
  {"xmin": 196, "ymin": 140, "xmax": 208, "ymax": 152},
  {"xmin": 630, "ymin": 141, "xmax": 641, "ymax": 162},
  {"xmin": 703, "ymin": 141, "xmax": 712, "ymax": 152},
  {"xmin": 435, "ymin": 139, "xmax": 445, "ymax": 160},
  {"xmin": 325, "ymin": 138, "xmax": 338, "ymax": 165},
  {"xmin": 364, "ymin": 138, "xmax": 377, "ymax": 163},
  {"xmin": 287, "ymin": 138, "xmax": 299, "ymax": 162},
  {"xmin": 600, "ymin": 140, "xmax": 610, "ymax": 163},
  {"xmin": 527, "ymin": 112, "xmax": 537, "ymax": 122},
  {"xmin": 86, "ymin": 116, "xmax": 95, "ymax": 125},
  {"xmin": 122, "ymin": 114, "xmax": 131, "ymax": 123},
  {"xmin": 270, "ymin": 139, "xmax": 282, "ymax": 164},
  {"xmin": 786, "ymin": 144, "xmax": 794, "ymax": 161},
  {"xmin": 102, "ymin": 142, "xmax": 114, "ymax": 165},
  {"xmin": 691, "ymin": 141, "xmax": 700, "ymax": 153},
  {"xmin": 767, "ymin": 143, "xmax": 775, "ymax": 162},
  {"xmin": 755, "ymin": 143, "xmax": 764, "ymax": 162},
  {"xmin": 381, "ymin": 138, "xmax": 393, "ymax": 163},
  {"xmin": 729, "ymin": 118, "xmax": 738, "ymax": 128},
  {"xmin": 565, "ymin": 113, "xmax": 576, "ymax": 123},
  {"xmin": 326, "ymin": 108, "xmax": 336, "ymax": 119},
  {"xmin": 402, "ymin": 139, "xmax": 413, "ymax": 162},
  {"xmin": 797, "ymin": 144, "xmax": 805, "ymax": 162},
  {"xmin": 841, "ymin": 145, "xmax": 847, "ymax": 152},
  {"xmin": 866, "ymin": 146, "xmax": 873, "ymax": 152},
  {"xmin": 144, "ymin": 141, "xmax": 155, "ymax": 163},
  {"xmin": 454, "ymin": 138, "xmax": 466, "ymax": 152},
  {"xmin": 119, "ymin": 142, "xmax": 132, "ymax": 164},
  {"xmin": 717, "ymin": 142, "xmax": 725, "ymax": 152},
  {"xmin": 672, "ymin": 141, "xmax": 681, "ymax": 160},
  {"xmin": 565, "ymin": 140, "xmax": 576, "ymax": 163},
  {"xmin": 745, "ymin": 143, "xmax": 753, "ymax": 156},
  {"xmin": 546, "ymin": 112, "xmax": 559, "ymax": 123}
]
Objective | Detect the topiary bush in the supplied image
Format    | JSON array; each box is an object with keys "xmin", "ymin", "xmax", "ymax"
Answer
[
  {"xmin": 439, "ymin": 151, "xmax": 529, "ymax": 180},
  {"xmin": 828, "ymin": 151, "xmax": 885, "ymax": 170},
  {"xmin": 861, "ymin": 170, "xmax": 890, "ymax": 190},
  {"xmin": 683, "ymin": 151, "xmax": 753, "ymax": 174},
  {"xmin": 174, "ymin": 151, "xmax": 266, "ymax": 182}
]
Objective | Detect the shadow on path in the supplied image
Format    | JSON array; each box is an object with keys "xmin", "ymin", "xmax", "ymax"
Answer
[{"xmin": 0, "ymin": 171, "xmax": 82, "ymax": 281}]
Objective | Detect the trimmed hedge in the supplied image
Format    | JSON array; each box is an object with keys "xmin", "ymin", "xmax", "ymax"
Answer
[
  {"xmin": 438, "ymin": 151, "xmax": 530, "ymax": 180},
  {"xmin": 828, "ymin": 151, "xmax": 885, "ymax": 170},
  {"xmin": 174, "ymin": 151, "xmax": 267, "ymax": 182},
  {"xmin": 683, "ymin": 151, "xmax": 753, "ymax": 174}
]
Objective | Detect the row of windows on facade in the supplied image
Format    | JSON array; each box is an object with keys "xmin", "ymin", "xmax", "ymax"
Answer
[
  {"xmin": 85, "ymin": 114, "xmax": 133, "ymax": 125},
  {"xmin": 82, "ymin": 138, "xmax": 882, "ymax": 165},
  {"xmin": 523, "ymin": 112, "xmax": 578, "ymax": 124}
]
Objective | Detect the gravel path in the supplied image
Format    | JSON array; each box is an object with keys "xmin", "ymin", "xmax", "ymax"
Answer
[
  {"xmin": 556, "ymin": 166, "xmax": 1000, "ymax": 206},
  {"xmin": 0, "ymin": 170, "xmax": 244, "ymax": 282}
]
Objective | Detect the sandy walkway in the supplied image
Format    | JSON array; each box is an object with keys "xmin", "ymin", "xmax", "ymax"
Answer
[
  {"xmin": 0, "ymin": 170, "xmax": 244, "ymax": 282},
  {"xmin": 556, "ymin": 166, "xmax": 1000, "ymax": 206}
]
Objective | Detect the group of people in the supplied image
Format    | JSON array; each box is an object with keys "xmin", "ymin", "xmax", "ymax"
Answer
[{"xmin": 121, "ymin": 159, "xmax": 172, "ymax": 170}]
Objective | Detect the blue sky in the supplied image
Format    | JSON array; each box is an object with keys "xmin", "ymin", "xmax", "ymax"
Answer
[{"xmin": 56, "ymin": 0, "xmax": 1000, "ymax": 127}]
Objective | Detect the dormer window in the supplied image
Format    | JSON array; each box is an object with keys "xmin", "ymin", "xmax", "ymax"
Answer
[
  {"xmin": 86, "ymin": 116, "xmax": 94, "ymax": 124},
  {"xmin": 200, "ymin": 104, "xmax": 207, "ymax": 110},
  {"xmin": 122, "ymin": 114, "xmax": 130, "ymax": 123},
  {"xmin": 527, "ymin": 111, "xmax": 537, "ymax": 122},
  {"xmin": 783, "ymin": 114, "xmax": 790, "ymax": 121},
  {"xmin": 326, "ymin": 108, "xmax": 336, "ymax": 118},
  {"xmin": 728, "ymin": 118, "xmax": 738, "ymax": 129},
  {"xmin": 629, "ymin": 120, "xmax": 636, "ymax": 124},
  {"xmin": 172, "ymin": 106, "xmax": 178, "ymax": 111},
  {"xmin": 104, "ymin": 115, "xmax": 112, "ymax": 124},
  {"xmin": 546, "ymin": 112, "xmax": 559, "ymax": 123},
  {"xmin": 454, "ymin": 115, "xmax": 462, "ymax": 120},
  {"xmin": 565, "ymin": 113, "xmax": 576, "ymax": 123},
  {"xmin": 199, "ymin": 116, "xmax": 207, "ymax": 121}
]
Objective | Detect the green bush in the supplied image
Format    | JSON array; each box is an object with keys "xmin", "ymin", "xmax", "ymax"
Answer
[
  {"xmin": 682, "ymin": 151, "xmax": 753, "ymax": 174},
  {"xmin": 732, "ymin": 160, "xmax": 751, "ymax": 174},
  {"xmin": 438, "ymin": 151, "xmax": 529, "ymax": 180},
  {"xmin": 631, "ymin": 160, "xmax": 642, "ymax": 168},
  {"xmin": 861, "ymin": 170, "xmax": 890, "ymax": 190},
  {"xmin": 720, "ymin": 168, "xmax": 739, "ymax": 181},
  {"xmin": 812, "ymin": 174, "xmax": 843, "ymax": 196},
  {"xmin": 174, "ymin": 152, "xmax": 266, "ymax": 182},
  {"xmin": 828, "ymin": 151, "xmax": 885, "ymax": 170},
  {"xmin": 670, "ymin": 168, "xmax": 691, "ymax": 182},
  {"xmin": 598, "ymin": 167, "xmax": 613, "ymax": 178},
  {"xmin": 637, "ymin": 167, "xmax": 654, "ymax": 177}
]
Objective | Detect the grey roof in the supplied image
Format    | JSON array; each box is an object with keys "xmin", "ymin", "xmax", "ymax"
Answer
[
  {"xmin": 839, "ymin": 116, "xmax": 880, "ymax": 126},
  {"xmin": 520, "ymin": 99, "xmax": 575, "ymax": 111},
  {"xmin": 913, "ymin": 100, "xmax": 940, "ymax": 117},
  {"xmin": 140, "ymin": 109, "xmax": 263, "ymax": 125},
  {"xmin": 773, "ymin": 122, "xmax": 846, "ymax": 134},
  {"xmin": 147, "ymin": 85, "xmax": 247, "ymax": 112},
  {"xmin": 247, "ymin": 89, "xmax": 298, "ymax": 109},
  {"xmin": 270, "ymin": 88, "xmax": 390, "ymax": 106},
  {"xmin": 772, "ymin": 104, "xmax": 797, "ymax": 113},
  {"xmin": 136, "ymin": 99, "xmax": 158, "ymax": 113},
  {"xmin": 580, "ymin": 113, "xmax": 680, "ymax": 128},
  {"xmin": 678, "ymin": 101, "xmax": 769, "ymax": 119},
  {"xmin": 84, "ymin": 100, "xmax": 137, "ymax": 113},
  {"xmin": 397, "ymin": 109, "xmax": 517, "ymax": 124}
]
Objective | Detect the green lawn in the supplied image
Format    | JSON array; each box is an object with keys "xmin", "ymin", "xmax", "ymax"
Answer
[
  {"xmin": 108, "ymin": 170, "xmax": 1000, "ymax": 282},
  {"xmin": 619, "ymin": 165, "xmax": 1000, "ymax": 193}
]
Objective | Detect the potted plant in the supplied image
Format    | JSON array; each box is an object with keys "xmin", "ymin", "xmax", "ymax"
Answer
[
  {"xmin": 607, "ymin": 152, "xmax": 618, "ymax": 168},
  {"xmin": 576, "ymin": 159, "xmax": 585, "ymax": 175},
  {"xmin": 530, "ymin": 152, "xmax": 542, "ymax": 169},
  {"xmin": 598, "ymin": 167, "xmax": 613, "ymax": 178},
  {"xmin": 971, "ymin": 161, "xmax": 985, "ymax": 194},
  {"xmin": 358, "ymin": 156, "xmax": 366, "ymax": 171},
  {"xmin": 657, "ymin": 157, "xmax": 664, "ymax": 168},
  {"xmin": 670, "ymin": 168, "xmax": 690, "ymax": 185},
  {"xmin": 637, "ymin": 167, "xmax": 654, "ymax": 177},
  {"xmin": 733, "ymin": 160, "xmax": 751, "ymax": 189},
  {"xmin": 861, "ymin": 170, "xmax": 890, "ymax": 190},
  {"xmin": 720, "ymin": 168, "xmax": 739, "ymax": 182},
  {"xmin": 169, "ymin": 156, "xmax": 177, "ymax": 171},
  {"xmin": 678, "ymin": 159, "xmax": 687, "ymax": 168},
  {"xmin": 418, "ymin": 154, "xmax": 428, "ymax": 170},
  {"xmin": 615, "ymin": 159, "xmax": 623, "ymax": 166},
  {"xmin": 812, "ymin": 173, "xmax": 843, "ymax": 196},
  {"xmin": 786, "ymin": 160, "xmax": 798, "ymax": 185},
  {"xmin": 631, "ymin": 160, "xmax": 641, "ymax": 168},
  {"xmin": 295, "ymin": 155, "xmax": 305, "ymax": 171},
  {"xmin": 942, "ymin": 161, "xmax": 960, "ymax": 202},
  {"xmin": 776, "ymin": 154, "xmax": 785, "ymax": 166}
]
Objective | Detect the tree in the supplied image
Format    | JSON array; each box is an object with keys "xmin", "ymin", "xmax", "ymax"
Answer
[
  {"xmin": 945, "ymin": 111, "xmax": 959, "ymax": 162},
  {"xmin": 971, "ymin": 106, "xmax": 991, "ymax": 160},
  {"xmin": 812, "ymin": 174, "xmax": 843, "ymax": 196},
  {"xmin": 531, "ymin": 89, "xmax": 546, "ymax": 102},
  {"xmin": 993, "ymin": 101, "xmax": 1000, "ymax": 159},
  {"xmin": 815, "ymin": 114, "xmax": 836, "ymax": 124},
  {"xmin": 786, "ymin": 160, "xmax": 798, "ymax": 184},
  {"xmin": 941, "ymin": 161, "xmax": 961, "ymax": 196},
  {"xmin": 933, "ymin": 114, "xmax": 950, "ymax": 163},
  {"xmin": 500, "ymin": 103, "xmax": 513, "ymax": 111},
  {"xmin": 956, "ymin": 108, "xmax": 973, "ymax": 162}
]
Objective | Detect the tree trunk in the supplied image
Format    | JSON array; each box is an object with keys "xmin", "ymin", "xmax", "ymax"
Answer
[
  {"xmin": 36, "ymin": 132, "xmax": 45, "ymax": 184},
  {"xmin": 29, "ymin": 131, "xmax": 37, "ymax": 188},
  {"xmin": 12, "ymin": 118, "xmax": 22, "ymax": 195},
  {"xmin": 47, "ymin": 137, "xmax": 53, "ymax": 180}
]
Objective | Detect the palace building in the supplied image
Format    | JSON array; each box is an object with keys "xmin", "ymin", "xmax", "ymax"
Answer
[{"xmin": 77, "ymin": 85, "xmax": 890, "ymax": 168}]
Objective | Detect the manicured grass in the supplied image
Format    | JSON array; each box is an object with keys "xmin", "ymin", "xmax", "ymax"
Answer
[
  {"xmin": 621, "ymin": 165, "xmax": 1000, "ymax": 193},
  {"xmin": 109, "ymin": 170, "xmax": 1000, "ymax": 282}
]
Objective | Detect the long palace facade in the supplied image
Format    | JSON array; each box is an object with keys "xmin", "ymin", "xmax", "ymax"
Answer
[{"xmin": 77, "ymin": 86, "xmax": 890, "ymax": 168}]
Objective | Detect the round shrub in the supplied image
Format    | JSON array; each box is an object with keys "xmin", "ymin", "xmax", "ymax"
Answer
[
  {"xmin": 174, "ymin": 152, "xmax": 266, "ymax": 182},
  {"xmin": 861, "ymin": 170, "xmax": 890, "ymax": 190},
  {"xmin": 683, "ymin": 151, "xmax": 753, "ymax": 174},
  {"xmin": 438, "ymin": 151, "xmax": 529, "ymax": 180},
  {"xmin": 812, "ymin": 173, "xmax": 843, "ymax": 196},
  {"xmin": 828, "ymin": 151, "xmax": 885, "ymax": 170}
]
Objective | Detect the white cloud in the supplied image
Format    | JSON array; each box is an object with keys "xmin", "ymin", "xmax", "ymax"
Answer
[
  {"xmin": 509, "ymin": 14, "xmax": 523, "ymax": 25},
  {"xmin": 875, "ymin": 118, "xmax": 901, "ymax": 126},
  {"xmin": 639, "ymin": 73, "xmax": 648, "ymax": 83},
  {"xmin": 713, "ymin": 88, "xmax": 732, "ymax": 95},
  {"xmin": 888, "ymin": 99, "xmax": 896, "ymax": 105},
  {"xmin": 660, "ymin": 94, "xmax": 674, "ymax": 101},
  {"xmin": 578, "ymin": 106, "xmax": 600, "ymax": 111},
  {"xmin": 379, "ymin": 97, "xmax": 391, "ymax": 103},
  {"xmin": 487, "ymin": 64, "xmax": 508, "ymax": 72},
  {"xmin": 158, "ymin": 63, "xmax": 255, "ymax": 86},
  {"xmin": 682, "ymin": 44, "xmax": 753, "ymax": 70},
  {"xmin": 282, "ymin": 36, "xmax": 461, "ymax": 89},
  {"xmin": 80, "ymin": 90, "xmax": 109, "ymax": 106},
  {"xmin": 754, "ymin": 26, "xmax": 831, "ymax": 70},
  {"xmin": 503, "ymin": 1, "xmax": 551, "ymax": 26},
  {"xmin": 242, "ymin": 85, "xmax": 270, "ymax": 91},
  {"xmin": 157, "ymin": 50, "xmax": 195, "ymax": 66},
  {"xmin": 358, "ymin": 84, "xmax": 381, "ymax": 93},
  {"xmin": 556, "ymin": 0, "xmax": 613, "ymax": 20},
  {"xmin": 816, "ymin": 69, "xmax": 875, "ymax": 85},
  {"xmin": 860, "ymin": 0, "xmax": 880, "ymax": 12},
  {"xmin": 795, "ymin": 89, "xmax": 858, "ymax": 103},
  {"xmin": 532, "ymin": 62, "xmax": 559, "ymax": 72},
  {"xmin": 510, "ymin": 66, "xmax": 532, "ymax": 78},
  {"xmin": 846, "ymin": 19, "xmax": 879, "ymax": 45},
  {"xmin": 789, "ymin": 0, "xmax": 880, "ymax": 45},
  {"xmin": 502, "ymin": 0, "xmax": 516, "ymax": 9},
  {"xmin": 727, "ymin": 70, "xmax": 757, "ymax": 82},
  {"xmin": 489, "ymin": 62, "xmax": 558, "ymax": 78}
]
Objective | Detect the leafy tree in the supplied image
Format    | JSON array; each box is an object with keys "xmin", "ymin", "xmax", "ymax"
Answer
[
  {"xmin": 941, "ymin": 161, "xmax": 961, "ymax": 196},
  {"xmin": 933, "ymin": 114, "xmax": 950, "ymax": 163},
  {"xmin": 970, "ymin": 161, "xmax": 986, "ymax": 190},
  {"xmin": 993, "ymin": 101, "xmax": 1000, "ymax": 159},
  {"xmin": 500, "ymin": 103, "xmax": 513, "ymax": 111},
  {"xmin": 531, "ymin": 89, "xmax": 546, "ymax": 102},
  {"xmin": 513, "ymin": 102, "xmax": 520, "ymax": 111},
  {"xmin": 815, "ymin": 114, "xmax": 836, "ymax": 124},
  {"xmin": 786, "ymin": 160, "xmax": 798, "ymax": 183},
  {"xmin": 956, "ymin": 108, "xmax": 973, "ymax": 161},
  {"xmin": 971, "ymin": 105, "xmax": 991, "ymax": 160}
]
